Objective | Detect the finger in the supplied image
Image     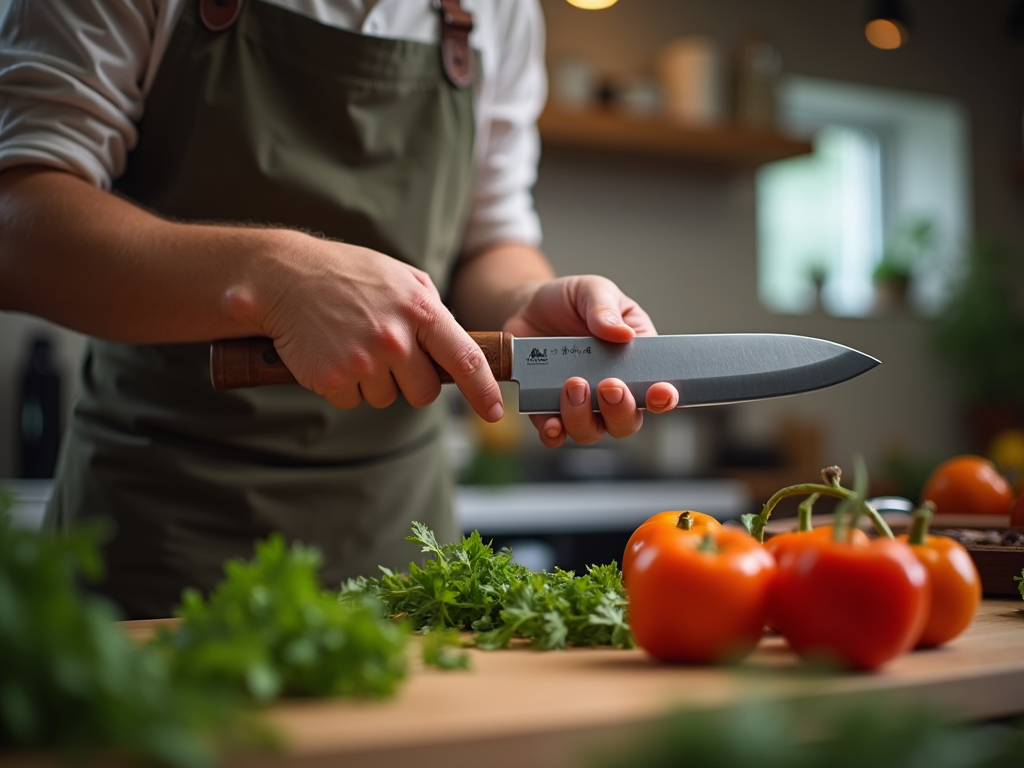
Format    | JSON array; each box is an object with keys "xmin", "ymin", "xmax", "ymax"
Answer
[
  {"xmin": 419, "ymin": 314, "xmax": 503, "ymax": 423},
  {"xmin": 358, "ymin": 373, "xmax": 400, "ymax": 409},
  {"xmin": 391, "ymin": 351, "xmax": 443, "ymax": 408},
  {"xmin": 321, "ymin": 383, "xmax": 364, "ymax": 411},
  {"xmin": 644, "ymin": 382, "xmax": 680, "ymax": 413},
  {"xmin": 559, "ymin": 377, "xmax": 605, "ymax": 445},
  {"xmin": 530, "ymin": 414, "xmax": 567, "ymax": 448},
  {"xmin": 576, "ymin": 278, "xmax": 639, "ymax": 343},
  {"xmin": 596, "ymin": 378, "xmax": 644, "ymax": 439}
]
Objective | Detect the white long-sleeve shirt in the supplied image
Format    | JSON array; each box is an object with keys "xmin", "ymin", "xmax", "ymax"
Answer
[{"xmin": 0, "ymin": 0, "xmax": 546, "ymax": 253}]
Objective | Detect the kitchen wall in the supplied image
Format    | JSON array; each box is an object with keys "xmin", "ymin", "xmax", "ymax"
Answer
[
  {"xmin": 530, "ymin": 0, "xmax": 1024, "ymax": 477},
  {"xmin": 1, "ymin": 0, "xmax": 1022, "ymax": 482}
]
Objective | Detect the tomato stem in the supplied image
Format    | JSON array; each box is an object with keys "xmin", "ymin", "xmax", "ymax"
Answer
[
  {"xmin": 750, "ymin": 482, "xmax": 850, "ymax": 542},
  {"xmin": 676, "ymin": 511, "xmax": 694, "ymax": 531},
  {"xmin": 826, "ymin": 466, "xmax": 894, "ymax": 541},
  {"xmin": 748, "ymin": 466, "xmax": 895, "ymax": 543},
  {"xmin": 797, "ymin": 494, "xmax": 818, "ymax": 532},
  {"xmin": 908, "ymin": 501, "xmax": 935, "ymax": 546}
]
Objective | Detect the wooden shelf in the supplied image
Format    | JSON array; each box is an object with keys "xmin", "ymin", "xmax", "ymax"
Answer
[{"xmin": 538, "ymin": 106, "xmax": 814, "ymax": 168}]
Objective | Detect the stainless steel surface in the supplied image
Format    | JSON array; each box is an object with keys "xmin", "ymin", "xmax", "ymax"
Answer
[
  {"xmin": 866, "ymin": 496, "xmax": 916, "ymax": 513},
  {"xmin": 455, "ymin": 479, "xmax": 751, "ymax": 534},
  {"xmin": 8, "ymin": 478, "xmax": 751, "ymax": 537},
  {"xmin": 510, "ymin": 333, "xmax": 880, "ymax": 414}
]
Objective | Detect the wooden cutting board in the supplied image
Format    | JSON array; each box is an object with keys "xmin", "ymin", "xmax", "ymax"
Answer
[{"xmin": 120, "ymin": 599, "xmax": 1024, "ymax": 768}]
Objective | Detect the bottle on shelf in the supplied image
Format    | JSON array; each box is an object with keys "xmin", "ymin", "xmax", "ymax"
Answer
[{"xmin": 732, "ymin": 29, "xmax": 782, "ymax": 129}]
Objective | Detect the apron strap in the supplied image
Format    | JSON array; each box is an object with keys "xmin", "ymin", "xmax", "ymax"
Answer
[
  {"xmin": 200, "ymin": 0, "xmax": 244, "ymax": 32},
  {"xmin": 433, "ymin": 0, "xmax": 475, "ymax": 89}
]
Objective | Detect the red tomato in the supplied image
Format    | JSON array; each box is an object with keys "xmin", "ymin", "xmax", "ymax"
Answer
[
  {"xmin": 764, "ymin": 525, "xmax": 869, "ymax": 635},
  {"xmin": 921, "ymin": 455, "xmax": 1014, "ymax": 516},
  {"xmin": 621, "ymin": 510, "xmax": 722, "ymax": 585},
  {"xmin": 771, "ymin": 537, "xmax": 930, "ymax": 671},
  {"xmin": 627, "ymin": 527, "xmax": 775, "ymax": 664},
  {"xmin": 896, "ymin": 532, "xmax": 981, "ymax": 648}
]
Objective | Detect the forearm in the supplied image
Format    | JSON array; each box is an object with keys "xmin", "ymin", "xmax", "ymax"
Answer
[
  {"xmin": 0, "ymin": 166, "xmax": 296, "ymax": 344},
  {"xmin": 447, "ymin": 241, "xmax": 556, "ymax": 331}
]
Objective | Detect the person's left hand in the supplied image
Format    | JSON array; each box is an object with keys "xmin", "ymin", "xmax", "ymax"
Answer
[{"xmin": 502, "ymin": 275, "xmax": 679, "ymax": 448}]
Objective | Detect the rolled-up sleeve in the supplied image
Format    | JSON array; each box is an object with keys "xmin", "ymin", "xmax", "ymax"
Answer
[
  {"xmin": 462, "ymin": 0, "xmax": 546, "ymax": 255},
  {"xmin": 0, "ymin": 0, "xmax": 156, "ymax": 189}
]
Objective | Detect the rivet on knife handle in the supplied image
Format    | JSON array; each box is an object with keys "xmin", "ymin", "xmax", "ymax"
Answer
[{"xmin": 209, "ymin": 332, "xmax": 511, "ymax": 390}]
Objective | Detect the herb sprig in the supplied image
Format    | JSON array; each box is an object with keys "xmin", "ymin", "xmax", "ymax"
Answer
[
  {"xmin": 157, "ymin": 535, "xmax": 410, "ymax": 703},
  {"xmin": 341, "ymin": 522, "xmax": 633, "ymax": 650}
]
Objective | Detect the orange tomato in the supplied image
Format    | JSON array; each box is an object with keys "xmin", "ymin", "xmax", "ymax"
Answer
[
  {"xmin": 896, "ymin": 531, "xmax": 981, "ymax": 648},
  {"xmin": 920, "ymin": 455, "xmax": 1014, "ymax": 516},
  {"xmin": 627, "ymin": 527, "xmax": 775, "ymax": 664},
  {"xmin": 621, "ymin": 510, "xmax": 722, "ymax": 584}
]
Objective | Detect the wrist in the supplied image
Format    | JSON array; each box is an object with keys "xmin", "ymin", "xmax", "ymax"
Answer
[{"xmin": 220, "ymin": 226, "xmax": 310, "ymax": 338}]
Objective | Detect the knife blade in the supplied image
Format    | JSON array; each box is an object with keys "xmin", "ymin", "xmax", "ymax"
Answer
[{"xmin": 209, "ymin": 332, "xmax": 879, "ymax": 413}]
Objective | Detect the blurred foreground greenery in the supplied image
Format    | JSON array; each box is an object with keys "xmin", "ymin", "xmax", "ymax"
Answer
[
  {"xmin": 0, "ymin": 492, "xmax": 244, "ymax": 767},
  {"xmin": 595, "ymin": 697, "xmax": 1024, "ymax": 768}
]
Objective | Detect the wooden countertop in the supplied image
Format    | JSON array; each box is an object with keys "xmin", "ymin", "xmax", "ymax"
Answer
[{"xmin": 122, "ymin": 599, "xmax": 1024, "ymax": 768}]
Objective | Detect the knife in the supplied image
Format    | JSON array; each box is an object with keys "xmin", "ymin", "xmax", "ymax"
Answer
[{"xmin": 210, "ymin": 333, "xmax": 878, "ymax": 413}]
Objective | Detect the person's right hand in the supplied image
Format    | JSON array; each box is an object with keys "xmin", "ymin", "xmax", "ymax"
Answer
[{"xmin": 241, "ymin": 232, "xmax": 505, "ymax": 422}]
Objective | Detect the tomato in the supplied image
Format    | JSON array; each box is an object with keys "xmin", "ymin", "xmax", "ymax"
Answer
[
  {"xmin": 896, "ymin": 534, "xmax": 980, "ymax": 648},
  {"xmin": 771, "ymin": 536, "xmax": 930, "ymax": 671},
  {"xmin": 627, "ymin": 527, "xmax": 775, "ymax": 664},
  {"xmin": 921, "ymin": 455, "xmax": 1014, "ymax": 516},
  {"xmin": 764, "ymin": 525, "xmax": 869, "ymax": 634},
  {"xmin": 765, "ymin": 525, "xmax": 869, "ymax": 565},
  {"xmin": 621, "ymin": 510, "xmax": 722, "ymax": 584}
]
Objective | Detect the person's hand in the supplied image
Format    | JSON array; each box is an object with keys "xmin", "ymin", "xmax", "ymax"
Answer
[
  {"xmin": 248, "ymin": 233, "xmax": 505, "ymax": 422},
  {"xmin": 501, "ymin": 275, "xmax": 679, "ymax": 447}
]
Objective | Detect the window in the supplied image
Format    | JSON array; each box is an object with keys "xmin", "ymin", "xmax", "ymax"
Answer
[{"xmin": 756, "ymin": 77, "xmax": 970, "ymax": 317}]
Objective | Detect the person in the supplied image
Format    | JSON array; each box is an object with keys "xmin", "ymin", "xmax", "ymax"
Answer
[{"xmin": 0, "ymin": 0, "xmax": 679, "ymax": 619}]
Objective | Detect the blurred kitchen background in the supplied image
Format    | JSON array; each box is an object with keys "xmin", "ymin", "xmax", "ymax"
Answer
[{"xmin": 4, "ymin": 0, "xmax": 1024, "ymax": 571}]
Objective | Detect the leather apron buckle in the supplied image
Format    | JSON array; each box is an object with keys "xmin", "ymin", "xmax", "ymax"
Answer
[
  {"xmin": 200, "ymin": 0, "xmax": 244, "ymax": 32},
  {"xmin": 433, "ymin": 0, "xmax": 475, "ymax": 89}
]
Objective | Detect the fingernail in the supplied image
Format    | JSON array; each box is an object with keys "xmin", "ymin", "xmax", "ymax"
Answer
[
  {"xmin": 648, "ymin": 395, "xmax": 668, "ymax": 410},
  {"xmin": 545, "ymin": 424, "xmax": 561, "ymax": 439},
  {"xmin": 600, "ymin": 385, "xmax": 624, "ymax": 405},
  {"xmin": 567, "ymin": 382, "xmax": 587, "ymax": 406},
  {"xmin": 486, "ymin": 402, "xmax": 504, "ymax": 421}
]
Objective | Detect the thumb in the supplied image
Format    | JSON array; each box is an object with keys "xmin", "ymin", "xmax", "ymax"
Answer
[{"xmin": 581, "ymin": 282, "xmax": 638, "ymax": 343}]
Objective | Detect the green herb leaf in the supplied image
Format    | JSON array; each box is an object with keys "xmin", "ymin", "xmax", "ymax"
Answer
[
  {"xmin": 159, "ymin": 534, "xmax": 409, "ymax": 702},
  {"xmin": 342, "ymin": 523, "xmax": 633, "ymax": 650}
]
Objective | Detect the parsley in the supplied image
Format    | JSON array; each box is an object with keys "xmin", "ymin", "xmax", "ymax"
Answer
[
  {"xmin": 340, "ymin": 522, "xmax": 634, "ymax": 650},
  {"xmin": 157, "ymin": 535, "xmax": 409, "ymax": 703},
  {"xmin": 0, "ymin": 506, "xmax": 230, "ymax": 768},
  {"xmin": 1015, "ymin": 569, "xmax": 1023, "ymax": 600}
]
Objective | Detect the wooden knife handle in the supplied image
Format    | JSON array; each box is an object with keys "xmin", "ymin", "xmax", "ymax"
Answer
[{"xmin": 210, "ymin": 332, "xmax": 512, "ymax": 390}]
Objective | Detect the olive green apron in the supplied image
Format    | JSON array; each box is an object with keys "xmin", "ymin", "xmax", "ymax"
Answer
[{"xmin": 45, "ymin": 0, "xmax": 476, "ymax": 619}]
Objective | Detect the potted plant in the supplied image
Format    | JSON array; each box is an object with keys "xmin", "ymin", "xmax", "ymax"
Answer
[
  {"xmin": 930, "ymin": 238, "xmax": 1024, "ymax": 449},
  {"xmin": 873, "ymin": 217, "xmax": 935, "ymax": 312}
]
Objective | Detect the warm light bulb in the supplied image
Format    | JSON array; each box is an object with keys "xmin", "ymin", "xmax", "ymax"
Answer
[
  {"xmin": 565, "ymin": 0, "xmax": 619, "ymax": 9},
  {"xmin": 865, "ymin": 18, "xmax": 908, "ymax": 49}
]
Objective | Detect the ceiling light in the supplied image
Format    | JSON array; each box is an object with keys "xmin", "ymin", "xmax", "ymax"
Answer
[
  {"xmin": 865, "ymin": 0, "xmax": 910, "ymax": 49},
  {"xmin": 566, "ymin": 0, "xmax": 619, "ymax": 9}
]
